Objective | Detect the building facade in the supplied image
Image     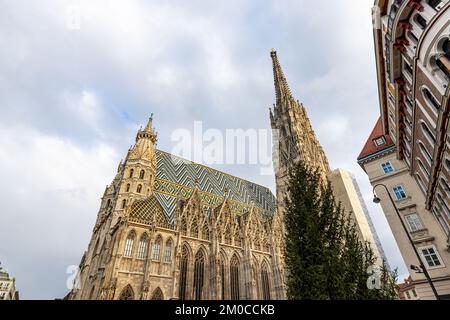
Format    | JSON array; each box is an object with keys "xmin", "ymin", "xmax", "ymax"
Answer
[
  {"xmin": 0, "ymin": 267, "xmax": 19, "ymax": 300},
  {"xmin": 359, "ymin": 120, "xmax": 450, "ymax": 299},
  {"xmin": 358, "ymin": 0, "xmax": 450, "ymax": 299}
]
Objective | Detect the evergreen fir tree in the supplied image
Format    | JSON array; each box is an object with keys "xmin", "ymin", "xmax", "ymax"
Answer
[{"xmin": 284, "ymin": 160, "xmax": 398, "ymax": 300}]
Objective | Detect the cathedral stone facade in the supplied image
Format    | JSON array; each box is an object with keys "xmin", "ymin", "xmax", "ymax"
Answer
[
  {"xmin": 67, "ymin": 50, "xmax": 354, "ymax": 300},
  {"xmin": 67, "ymin": 115, "xmax": 285, "ymax": 300}
]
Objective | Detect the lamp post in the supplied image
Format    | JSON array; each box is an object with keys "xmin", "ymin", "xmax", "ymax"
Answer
[{"xmin": 372, "ymin": 183, "xmax": 440, "ymax": 300}]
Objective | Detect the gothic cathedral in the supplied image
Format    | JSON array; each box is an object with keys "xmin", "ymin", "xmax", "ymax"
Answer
[{"xmin": 67, "ymin": 50, "xmax": 330, "ymax": 300}]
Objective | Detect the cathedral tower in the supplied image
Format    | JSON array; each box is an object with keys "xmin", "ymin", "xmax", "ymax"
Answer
[
  {"xmin": 270, "ymin": 49, "xmax": 331, "ymax": 218},
  {"xmin": 270, "ymin": 50, "xmax": 386, "ymax": 268},
  {"xmin": 69, "ymin": 116, "xmax": 159, "ymax": 300}
]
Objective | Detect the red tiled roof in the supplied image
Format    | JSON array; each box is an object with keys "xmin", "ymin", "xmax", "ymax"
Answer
[{"xmin": 358, "ymin": 118, "xmax": 395, "ymax": 161}]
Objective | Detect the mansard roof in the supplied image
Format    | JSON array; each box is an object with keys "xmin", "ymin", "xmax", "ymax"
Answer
[
  {"xmin": 357, "ymin": 118, "xmax": 395, "ymax": 165},
  {"xmin": 152, "ymin": 150, "xmax": 276, "ymax": 223}
]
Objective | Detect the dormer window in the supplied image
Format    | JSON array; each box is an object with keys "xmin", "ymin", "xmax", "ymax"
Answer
[{"xmin": 374, "ymin": 136, "xmax": 386, "ymax": 147}]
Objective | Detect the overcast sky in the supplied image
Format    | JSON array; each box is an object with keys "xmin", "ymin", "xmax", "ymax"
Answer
[{"xmin": 0, "ymin": 0, "xmax": 409, "ymax": 299}]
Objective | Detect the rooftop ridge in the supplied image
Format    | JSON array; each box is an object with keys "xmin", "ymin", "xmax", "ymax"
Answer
[{"xmin": 155, "ymin": 149, "xmax": 274, "ymax": 193}]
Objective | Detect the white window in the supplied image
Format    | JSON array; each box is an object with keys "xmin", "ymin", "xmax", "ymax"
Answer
[
  {"xmin": 420, "ymin": 246, "xmax": 443, "ymax": 268},
  {"xmin": 137, "ymin": 236, "xmax": 148, "ymax": 260},
  {"xmin": 152, "ymin": 238, "xmax": 161, "ymax": 261},
  {"xmin": 374, "ymin": 136, "xmax": 386, "ymax": 147},
  {"xmin": 382, "ymin": 162, "xmax": 394, "ymax": 174},
  {"xmin": 124, "ymin": 234, "xmax": 135, "ymax": 257},
  {"xmin": 405, "ymin": 214, "xmax": 424, "ymax": 232},
  {"xmin": 393, "ymin": 185, "xmax": 407, "ymax": 200},
  {"xmin": 164, "ymin": 239, "xmax": 173, "ymax": 263}
]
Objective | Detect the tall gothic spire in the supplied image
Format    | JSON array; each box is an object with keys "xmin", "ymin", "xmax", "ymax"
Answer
[
  {"xmin": 271, "ymin": 49, "xmax": 294, "ymax": 105},
  {"xmin": 128, "ymin": 114, "xmax": 158, "ymax": 161},
  {"xmin": 270, "ymin": 49, "xmax": 331, "ymax": 184}
]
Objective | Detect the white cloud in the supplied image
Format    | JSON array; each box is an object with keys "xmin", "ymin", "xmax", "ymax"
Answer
[{"xmin": 0, "ymin": 124, "xmax": 118, "ymax": 298}]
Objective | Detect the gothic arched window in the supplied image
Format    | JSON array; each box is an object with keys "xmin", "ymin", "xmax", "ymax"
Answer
[
  {"xmin": 264, "ymin": 241, "xmax": 271, "ymax": 253},
  {"xmin": 191, "ymin": 219, "xmax": 199, "ymax": 238},
  {"xmin": 179, "ymin": 245, "xmax": 190, "ymax": 300},
  {"xmin": 224, "ymin": 226, "xmax": 232, "ymax": 245},
  {"xmin": 261, "ymin": 263, "xmax": 271, "ymax": 300},
  {"xmin": 137, "ymin": 184, "xmax": 142, "ymax": 194},
  {"xmin": 180, "ymin": 218, "xmax": 187, "ymax": 236},
  {"xmin": 230, "ymin": 255, "xmax": 240, "ymax": 300},
  {"xmin": 151, "ymin": 287, "xmax": 164, "ymax": 300},
  {"xmin": 122, "ymin": 199, "xmax": 127, "ymax": 209},
  {"xmin": 138, "ymin": 234, "xmax": 148, "ymax": 259},
  {"xmin": 202, "ymin": 224, "xmax": 210, "ymax": 241},
  {"xmin": 129, "ymin": 169, "xmax": 134, "ymax": 178},
  {"xmin": 151, "ymin": 237, "xmax": 162, "ymax": 261},
  {"xmin": 126, "ymin": 184, "xmax": 131, "ymax": 192},
  {"xmin": 254, "ymin": 236, "xmax": 261, "ymax": 251},
  {"xmin": 164, "ymin": 239, "xmax": 173, "ymax": 263},
  {"xmin": 124, "ymin": 232, "xmax": 135, "ymax": 257},
  {"xmin": 139, "ymin": 170, "xmax": 145, "ymax": 179},
  {"xmin": 119, "ymin": 284, "xmax": 134, "ymax": 300},
  {"xmin": 234, "ymin": 230, "xmax": 242, "ymax": 247},
  {"xmin": 193, "ymin": 250, "xmax": 205, "ymax": 300}
]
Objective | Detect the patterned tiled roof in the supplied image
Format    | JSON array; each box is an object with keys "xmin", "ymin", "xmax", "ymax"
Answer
[
  {"xmin": 129, "ymin": 196, "xmax": 174, "ymax": 229},
  {"xmin": 152, "ymin": 150, "xmax": 276, "ymax": 223}
]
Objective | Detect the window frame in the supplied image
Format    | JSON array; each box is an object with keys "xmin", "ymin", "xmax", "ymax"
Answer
[
  {"xmin": 137, "ymin": 235, "xmax": 148, "ymax": 260},
  {"xmin": 405, "ymin": 213, "xmax": 425, "ymax": 232},
  {"xmin": 381, "ymin": 161, "xmax": 395, "ymax": 174},
  {"xmin": 164, "ymin": 239, "xmax": 173, "ymax": 263},
  {"xmin": 374, "ymin": 136, "xmax": 386, "ymax": 147},
  {"xmin": 124, "ymin": 233, "xmax": 135, "ymax": 258},
  {"xmin": 151, "ymin": 238, "xmax": 162, "ymax": 261},
  {"xmin": 419, "ymin": 245, "xmax": 445, "ymax": 270},
  {"xmin": 393, "ymin": 185, "xmax": 408, "ymax": 201}
]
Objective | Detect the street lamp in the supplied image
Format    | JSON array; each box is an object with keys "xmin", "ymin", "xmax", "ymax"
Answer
[{"xmin": 372, "ymin": 183, "xmax": 440, "ymax": 300}]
